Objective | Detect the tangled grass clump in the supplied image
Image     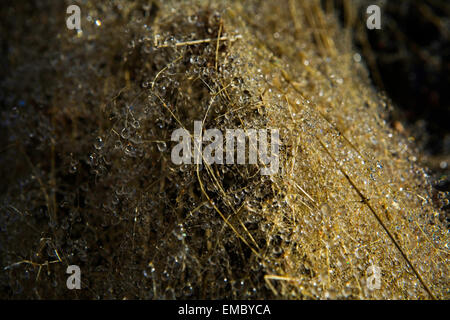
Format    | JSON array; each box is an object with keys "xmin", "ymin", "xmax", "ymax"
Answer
[{"xmin": 0, "ymin": 0, "xmax": 448, "ymax": 299}]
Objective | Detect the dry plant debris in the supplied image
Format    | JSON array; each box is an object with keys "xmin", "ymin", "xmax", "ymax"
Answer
[{"xmin": 0, "ymin": 0, "xmax": 448, "ymax": 299}]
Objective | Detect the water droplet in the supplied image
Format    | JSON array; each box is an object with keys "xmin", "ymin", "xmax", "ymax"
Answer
[
  {"xmin": 124, "ymin": 145, "xmax": 136, "ymax": 157},
  {"xmin": 188, "ymin": 15, "xmax": 197, "ymax": 24},
  {"xmin": 121, "ymin": 127, "xmax": 131, "ymax": 139},
  {"xmin": 376, "ymin": 161, "xmax": 383, "ymax": 169},
  {"xmin": 157, "ymin": 141, "xmax": 167, "ymax": 152},
  {"xmin": 353, "ymin": 53, "xmax": 361, "ymax": 62},
  {"xmin": 183, "ymin": 284, "xmax": 193, "ymax": 296},
  {"xmin": 131, "ymin": 120, "xmax": 140, "ymax": 129},
  {"xmin": 320, "ymin": 203, "xmax": 331, "ymax": 216},
  {"xmin": 94, "ymin": 136, "xmax": 104, "ymax": 150}
]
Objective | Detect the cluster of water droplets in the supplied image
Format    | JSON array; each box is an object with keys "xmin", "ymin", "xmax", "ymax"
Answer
[{"xmin": 1, "ymin": 0, "xmax": 448, "ymax": 299}]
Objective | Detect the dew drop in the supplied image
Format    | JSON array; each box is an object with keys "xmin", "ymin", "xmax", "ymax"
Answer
[
  {"xmin": 94, "ymin": 136, "xmax": 104, "ymax": 150},
  {"xmin": 157, "ymin": 141, "xmax": 167, "ymax": 152}
]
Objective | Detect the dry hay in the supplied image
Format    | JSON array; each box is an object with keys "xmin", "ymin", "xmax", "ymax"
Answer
[{"xmin": 0, "ymin": 0, "xmax": 448, "ymax": 299}]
